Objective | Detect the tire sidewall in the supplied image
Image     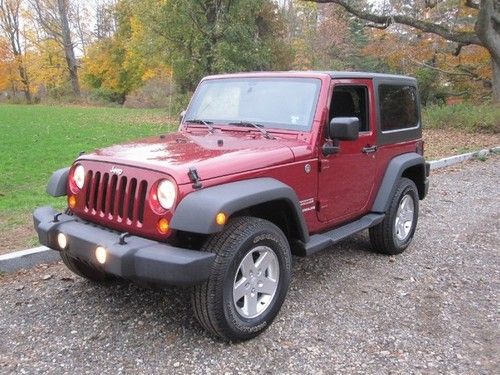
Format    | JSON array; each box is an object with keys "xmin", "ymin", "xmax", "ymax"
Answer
[
  {"xmin": 221, "ymin": 223, "xmax": 291, "ymax": 339},
  {"xmin": 390, "ymin": 180, "xmax": 419, "ymax": 250}
]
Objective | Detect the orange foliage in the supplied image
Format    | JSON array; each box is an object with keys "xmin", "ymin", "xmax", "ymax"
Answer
[{"xmin": 0, "ymin": 38, "xmax": 16, "ymax": 91}]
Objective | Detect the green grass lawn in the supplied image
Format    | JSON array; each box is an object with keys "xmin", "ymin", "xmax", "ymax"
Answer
[{"xmin": 0, "ymin": 104, "xmax": 175, "ymax": 251}]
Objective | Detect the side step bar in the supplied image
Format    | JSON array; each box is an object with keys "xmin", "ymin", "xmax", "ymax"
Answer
[{"xmin": 302, "ymin": 213, "xmax": 385, "ymax": 257}]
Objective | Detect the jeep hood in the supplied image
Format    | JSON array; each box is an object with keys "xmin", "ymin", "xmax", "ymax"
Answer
[{"xmin": 80, "ymin": 131, "xmax": 303, "ymax": 185}]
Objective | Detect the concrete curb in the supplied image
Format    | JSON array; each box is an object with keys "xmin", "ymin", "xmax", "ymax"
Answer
[
  {"xmin": 1, "ymin": 146, "xmax": 498, "ymax": 274},
  {"xmin": 0, "ymin": 246, "xmax": 60, "ymax": 273},
  {"xmin": 429, "ymin": 146, "xmax": 499, "ymax": 170}
]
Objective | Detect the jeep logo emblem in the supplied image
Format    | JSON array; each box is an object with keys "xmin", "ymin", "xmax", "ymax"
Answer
[{"xmin": 110, "ymin": 166, "xmax": 123, "ymax": 176}]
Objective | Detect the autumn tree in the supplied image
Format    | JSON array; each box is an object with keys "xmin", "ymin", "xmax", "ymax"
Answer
[
  {"xmin": 82, "ymin": 0, "xmax": 169, "ymax": 103},
  {"xmin": 137, "ymin": 0, "xmax": 294, "ymax": 91},
  {"xmin": 31, "ymin": 0, "xmax": 80, "ymax": 96},
  {"xmin": 282, "ymin": 1, "xmax": 386, "ymax": 71},
  {"xmin": 305, "ymin": 0, "xmax": 500, "ymax": 103},
  {"xmin": 0, "ymin": 0, "xmax": 32, "ymax": 102}
]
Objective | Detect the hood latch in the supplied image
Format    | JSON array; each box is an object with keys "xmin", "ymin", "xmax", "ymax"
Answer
[{"xmin": 188, "ymin": 167, "xmax": 203, "ymax": 190}]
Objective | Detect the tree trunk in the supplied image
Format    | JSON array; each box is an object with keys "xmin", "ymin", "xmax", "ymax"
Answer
[
  {"xmin": 58, "ymin": 0, "xmax": 80, "ymax": 97},
  {"xmin": 475, "ymin": 0, "xmax": 500, "ymax": 103},
  {"xmin": 18, "ymin": 61, "xmax": 32, "ymax": 104},
  {"xmin": 63, "ymin": 43, "xmax": 81, "ymax": 97},
  {"xmin": 492, "ymin": 56, "xmax": 500, "ymax": 103}
]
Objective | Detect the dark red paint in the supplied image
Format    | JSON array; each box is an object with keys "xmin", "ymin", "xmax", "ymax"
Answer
[{"xmin": 68, "ymin": 72, "xmax": 421, "ymax": 241}]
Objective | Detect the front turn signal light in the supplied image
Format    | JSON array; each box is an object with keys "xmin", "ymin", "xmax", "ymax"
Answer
[
  {"xmin": 68, "ymin": 195, "xmax": 77, "ymax": 208},
  {"xmin": 157, "ymin": 218, "xmax": 169, "ymax": 234}
]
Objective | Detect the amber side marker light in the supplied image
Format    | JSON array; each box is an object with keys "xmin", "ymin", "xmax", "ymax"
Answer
[
  {"xmin": 157, "ymin": 218, "xmax": 170, "ymax": 234},
  {"xmin": 68, "ymin": 195, "xmax": 77, "ymax": 208},
  {"xmin": 216, "ymin": 212, "xmax": 226, "ymax": 226}
]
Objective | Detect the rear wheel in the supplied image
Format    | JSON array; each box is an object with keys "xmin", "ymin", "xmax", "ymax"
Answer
[
  {"xmin": 369, "ymin": 177, "xmax": 419, "ymax": 255},
  {"xmin": 191, "ymin": 216, "xmax": 292, "ymax": 341},
  {"xmin": 60, "ymin": 252, "xmax": 109, "ymax": 281}
]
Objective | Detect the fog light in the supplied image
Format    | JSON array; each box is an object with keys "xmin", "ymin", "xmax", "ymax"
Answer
[
  {"xmin": 157, "ymin": 218, "xmax": 169, "ymax": 234},
  {"xmin": 57, "ymin": 233, "xmax": 68, "ymax": 249},
  {"xmin": 68, "ymin": 195, "xmax": 77, "ymax": 208},
  {"xmin": 95, "ymin": 246, "xmax": 107, "ymax": 265},
  {"xmin": 215, "ymin": 212, "xmax": 226, "ymax": 225}
]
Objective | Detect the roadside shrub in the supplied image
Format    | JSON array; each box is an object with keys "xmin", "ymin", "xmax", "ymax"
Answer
[
  {"xmin": 124, "ymin": 78, "xmax": 173, "ymax": 109},
  {"xmin": 123, "ymin": 79, "xmax": 191, "ymax": 118},
  {"xmin": 422, "ymin": 103, "xmax": 500, "ymax": 134},
  {"xmin": 88, "ymin": 87, "xmax": 125, "ymax": 104}
]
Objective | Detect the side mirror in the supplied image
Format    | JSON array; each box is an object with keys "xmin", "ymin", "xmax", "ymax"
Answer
[
  {"xmin": 323, "ymin": 117, "xmax": 360, "ymax": 156},
  {"xmin": 179, "ymin": 110, "xmax": 187, "ymax": 123},
  {"xmin": 328, "ymin": 117, "xmax": 360, "ymax": 141}
]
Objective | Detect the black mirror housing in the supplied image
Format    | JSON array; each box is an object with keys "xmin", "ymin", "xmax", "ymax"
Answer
[{"xmin": 329, "ymin": 117, "xmax": 360, "ymax": 141}]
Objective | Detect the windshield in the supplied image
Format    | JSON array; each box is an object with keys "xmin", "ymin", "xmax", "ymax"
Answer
[{"xmin": 185, "ymin": 77, "xmax": 322, "ymax": 131}]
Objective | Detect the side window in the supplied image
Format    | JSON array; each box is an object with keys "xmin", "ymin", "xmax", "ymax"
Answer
[
  {"xmin": 379, "ymin": 85, "xmax": 419, "ymax": 131},
  {"xmin": 330, "ymin": 86, "xmax": 369, "ymax": 132}
]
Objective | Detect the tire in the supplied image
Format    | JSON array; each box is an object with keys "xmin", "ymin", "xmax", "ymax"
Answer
[
  {"xmin": 369, "ymin": 177, "xmax": 419, "ymax": 255},
  {"xmin": 191, "ymin": 216, "xmax": 292, "ymax": 341},
  {"xmin": 60, "ymin": 251, "xmax": 109, "ymax": 281}
]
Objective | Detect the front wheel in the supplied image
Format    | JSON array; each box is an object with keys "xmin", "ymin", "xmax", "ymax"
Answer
[
  {"xmin": 369, "ymin": 177, "xmax": 419, "ymax": 255},
  {"xmin": 191, "ymin": 216, "xmax": 292, "ymax": 341}
]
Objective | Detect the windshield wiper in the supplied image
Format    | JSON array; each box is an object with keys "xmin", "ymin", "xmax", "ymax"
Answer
[
  {"xmin": 228, "ymin": 121, "xmax": 274, "ymax": 139},
  {"xmin": 185, "ymin": 119, "xmax": 215, "ymax": 133}
]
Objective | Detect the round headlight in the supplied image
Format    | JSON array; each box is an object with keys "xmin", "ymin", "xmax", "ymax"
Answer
[
  {"xmin": 73, "ymin": 165, "xmax": 85, "ymax": 189},
  {"xmin": 157, "ymin": 180, "xmax": 176, "ymax": 210}
]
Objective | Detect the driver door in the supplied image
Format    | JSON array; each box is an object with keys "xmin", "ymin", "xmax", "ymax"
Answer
[{"xmin": 317, "ymin": 80, "xmax": 377, "ymax": 224}]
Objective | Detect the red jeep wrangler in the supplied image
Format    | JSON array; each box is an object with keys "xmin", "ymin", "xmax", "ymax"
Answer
[{"xmin": 34, "ymin": 72, "xmax": 429, "ymax": 341}]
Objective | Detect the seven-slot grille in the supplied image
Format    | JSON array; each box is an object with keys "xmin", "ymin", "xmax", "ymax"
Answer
[{"xmin": 84, "ymin": 170, "xmax": 148, "ymax": 225}]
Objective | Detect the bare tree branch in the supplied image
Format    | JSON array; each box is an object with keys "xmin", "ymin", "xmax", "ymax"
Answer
[
  {"xmin": 410, "ymin": 59, "xmax": 491, "ymax": 85},
  {"xmin": 304, "ymin": 0, "xmax": 482, "ymax": 46},
  {"xmin": 453, "ymin": 43, "xmax": 464, "ymax": 56},
  {"xmin": 30, "ymin": 0, "xmax": 64, "ymax": 41},
  {"xmin": 29, "ymin": 0, "xmax": 80, "ymax": 96}
]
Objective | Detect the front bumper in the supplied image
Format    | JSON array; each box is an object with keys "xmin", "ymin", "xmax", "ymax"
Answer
[{"xmin": 33, "ymin": 206, "xmax": 215, "ymax": 286}]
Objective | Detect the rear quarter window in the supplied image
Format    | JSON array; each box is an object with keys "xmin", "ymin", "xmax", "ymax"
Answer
[{"xmin": 379, "ymin": 85, "xmax": 419, "ymax": 132}]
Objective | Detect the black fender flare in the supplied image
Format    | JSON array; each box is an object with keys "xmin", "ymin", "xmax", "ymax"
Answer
[
  {"xmin": 47, "ymin": 167, "xmax": 70, "ymax": 197},
  {"xmin": 170, "ymin": 177, "xmax": 309, "ymax": 243},
  {"xmin": 371, "ymin": 153, "xmax": 426, "ymax": 213}
]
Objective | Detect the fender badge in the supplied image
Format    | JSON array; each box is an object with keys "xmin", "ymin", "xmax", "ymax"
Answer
[
  {"xmin": 110, "ymin": 166, "xmax": 123, "ymax": 176},
  {"xmin": 304, "ymin": 163, "xmax": 312, "ymax": 174}
]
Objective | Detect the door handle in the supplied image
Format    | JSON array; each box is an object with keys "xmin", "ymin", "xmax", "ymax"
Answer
[{"xmin": 362, "ymin": 145, "xmax": 377, "ymax": 154}]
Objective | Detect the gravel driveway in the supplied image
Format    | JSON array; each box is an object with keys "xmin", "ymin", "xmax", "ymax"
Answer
[{"xmin": 1, "ymin": 157, "xmax": 498, "ymax": 374}]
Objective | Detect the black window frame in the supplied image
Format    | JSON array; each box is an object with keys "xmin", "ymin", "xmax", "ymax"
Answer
[
  {"xmin": 378, "ymin": 84, "xmax": 420, "ymax": 133},
  {"xmin": 329, "ymin": 85, "xmax": 370, "ymax": 133},
  {"xmin": 374, "ymin": 78, "xmax": 422, "ymax": 146}
]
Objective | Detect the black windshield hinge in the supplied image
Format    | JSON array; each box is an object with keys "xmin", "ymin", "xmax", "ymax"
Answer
[{"xmin": 188, "ymin": 167, "xmax": 203, "ymax": 189}]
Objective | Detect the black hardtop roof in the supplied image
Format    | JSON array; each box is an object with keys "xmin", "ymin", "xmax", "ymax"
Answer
[
  {"xmin": 204, "ymin": 71, "xmax": 417, "ymax": 83},
  {"xmin": 312, "ymin": 71, "xmax": 416, "ymax": 81}
]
